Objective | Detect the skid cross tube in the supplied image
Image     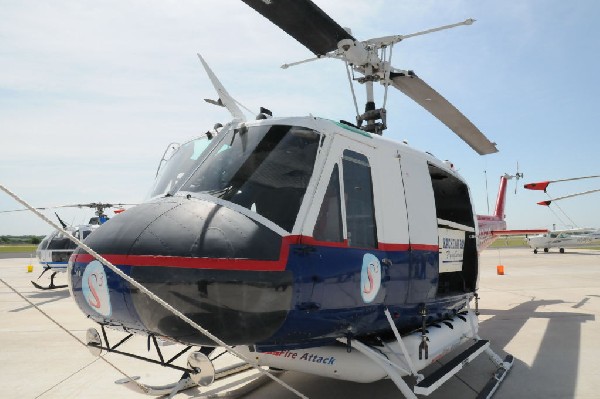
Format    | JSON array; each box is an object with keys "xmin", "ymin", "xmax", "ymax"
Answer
[
  {"xmin": 91, "ymin": 325, "xmax": 196, "ymax": 373},
  {"xmin": 90, "ymin": 343, "xmax": 194, "ymax": 374}
]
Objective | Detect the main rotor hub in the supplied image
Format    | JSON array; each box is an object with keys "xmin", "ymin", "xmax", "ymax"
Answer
[{"xmin": 337, "ymin": 39, "xmax": 381, "ymax": 69}]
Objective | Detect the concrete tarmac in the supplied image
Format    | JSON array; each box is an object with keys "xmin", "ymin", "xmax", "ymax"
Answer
[{"xmin": 1, "ymin": 248, "xmax": 599, "ymax": 398}]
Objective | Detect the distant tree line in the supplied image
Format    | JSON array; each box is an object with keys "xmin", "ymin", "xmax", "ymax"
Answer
[{"xmin": 0, "ymin": 235, "xmax": 44, "ymax": 245}]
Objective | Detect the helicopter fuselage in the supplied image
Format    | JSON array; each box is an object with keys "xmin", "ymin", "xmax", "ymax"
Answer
[
  {"xmin": 69, "ymin": 116, "xmax": 480, "ymax": 350},
  {"xmin": 37, "ymin": 225, "xmax": 98, "ymax": 272}
]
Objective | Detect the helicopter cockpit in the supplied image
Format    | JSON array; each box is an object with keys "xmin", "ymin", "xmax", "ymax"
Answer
[
  {"xmin": 37, "ymin": 226, "xmax": 97, "ymax": 264},
  {"xmin": 151, "ymin": 123, "xmax": 322, "ymax": 233}
]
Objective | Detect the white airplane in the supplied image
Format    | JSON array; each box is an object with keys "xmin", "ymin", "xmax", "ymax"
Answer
[
  {"xmin": 526, "ymin": 228, "xmax": 600, "ymax": 254},
  {"xmin": 525, "ymin": 175, "xmax": 600, "ymax": 253}
]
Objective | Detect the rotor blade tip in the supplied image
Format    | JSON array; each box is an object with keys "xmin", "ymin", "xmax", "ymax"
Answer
[{"xmin": 524, "ymin": 181, "xmax": 550, "ymax": 191}]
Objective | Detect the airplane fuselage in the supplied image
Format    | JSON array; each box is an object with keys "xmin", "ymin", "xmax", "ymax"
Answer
[{"xmin": 527, "ymin": 229, "xmax": 600, "ymax": 252}]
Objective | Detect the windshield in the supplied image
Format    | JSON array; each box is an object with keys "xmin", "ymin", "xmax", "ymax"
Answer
[
  {"xmin": 179, "ymin": 124, "xmax": 321, "ymax": 232},
  {"xmin": 148, "ymin": 136, "xmax": 214, "ymax": 199}
]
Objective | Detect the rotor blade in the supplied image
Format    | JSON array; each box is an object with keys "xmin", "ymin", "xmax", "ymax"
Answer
[
  {"xmin": 390, "ymin": 73, "xmax": 498, "ymax": 155},
  {"xmin": 0, "ymin": 205, "xmax": 66, "ymax": 213},
  {"xmin": 524, "ymin": 175, "xmax": 600, "ymax": 191},
  {"xmin": 197, "ymin": 54, "xmax": 246, "ymax": 122},
  {"xmin": 1, "ymin": 203, "xmax": 136, "ymax": 213},
  {"xmin": 0, "ymin": 208, "xmax": 38, "ymax": 213},
  {"xmin": 241, "ymin": 0, "xmax": 355, "ymax": 56},
  {"xmin": 54, "ymin": 202, "xmax": 136, "ymax": 209},
  {"xmin": 537, "ymin": 188, "xmax": 600, "ymax": 206}
]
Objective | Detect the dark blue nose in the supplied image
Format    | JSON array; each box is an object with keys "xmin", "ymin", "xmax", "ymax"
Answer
[
  {"xmin": 83, "ymin": 196, "xmax": 284, "ymax": 260},
  {"xmin": 70, "ymin": 196, "xmax": 294, "ymax": 346}
]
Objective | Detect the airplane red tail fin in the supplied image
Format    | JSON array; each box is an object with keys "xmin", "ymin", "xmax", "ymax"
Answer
[{"xmin": 494, "ymin": 175, "xmax": 509, "ymax": 220}]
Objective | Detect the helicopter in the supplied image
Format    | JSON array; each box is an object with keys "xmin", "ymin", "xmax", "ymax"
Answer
[
  {"xmin": 1, "ymin": 203, "xmax": 132, "ymax": 289},
  {"xmin": 0, "ymin": 1, "xmax": 546, "ymax": 397}
]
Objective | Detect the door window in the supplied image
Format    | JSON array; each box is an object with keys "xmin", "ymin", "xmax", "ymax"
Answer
[
  {"xmin": 342, "ymin": 150, "xmax": 377, "ymax": 248},
  {"xmin": 313, "ymin": 164, "xmax": 344, "ymax": 242}
]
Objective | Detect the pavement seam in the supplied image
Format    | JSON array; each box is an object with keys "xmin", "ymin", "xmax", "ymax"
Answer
[{"xmin": 34, "ymin": 358, "xmax": 101, "ymax": 399}]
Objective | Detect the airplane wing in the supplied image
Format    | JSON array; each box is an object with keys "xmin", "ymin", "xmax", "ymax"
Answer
[
  {"xmin": 491, "ymin": 229, "xmax": 548, "ymax": 237},
  {"xmin": 530, "ymin": 227, "xmax": 597, "ymax": 235}
]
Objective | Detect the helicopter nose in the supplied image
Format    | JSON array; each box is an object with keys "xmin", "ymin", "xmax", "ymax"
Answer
[
  {"xmin": 82, "ymin": 196, "xmax": 284, "ymax": 260},
  {"xmin": 70, "ymin": 196, "xmax": 293, "ymax": 345}
]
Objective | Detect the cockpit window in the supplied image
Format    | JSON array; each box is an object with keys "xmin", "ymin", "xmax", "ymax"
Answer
[
  {"xmin": 148, "ymin": 136, "xmax": 213, "ymax": 198},
  {"xmin": 46, "ymin": 230, "xmax": 78, "ymax": 250},
  {"xmin": 38, "ymin": 234, "xmax": 51, "ymax": 250},
  {"xmin": 179, "ymin": 124, "xmax": 321, "ymax": 232}
]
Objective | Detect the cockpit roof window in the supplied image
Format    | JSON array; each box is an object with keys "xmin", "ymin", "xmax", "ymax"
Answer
[
  {"xmin": 148, "ymin": 136, "xmax": 214, "ymax": 199},
  {"xmin": 179, "ymin": 124, "xmax": 321, "ymax": 232}
]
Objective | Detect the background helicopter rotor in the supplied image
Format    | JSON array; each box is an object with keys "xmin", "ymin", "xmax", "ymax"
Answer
[{"xmin": 1, "ymin": 202, "xmax": 135, "ymax": 220}]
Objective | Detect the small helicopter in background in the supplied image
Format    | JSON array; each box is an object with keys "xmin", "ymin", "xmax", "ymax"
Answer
[
  {"xmin": 1, "ymin": 1, "xmax": 548, "ymax": 397},
  {"xmin": 1, "ymin": 203, "xmax": 132, "ymax": 289},
  {"xmin": 524, "ymin": 175, "xmax": 600, "ymax": 253}
]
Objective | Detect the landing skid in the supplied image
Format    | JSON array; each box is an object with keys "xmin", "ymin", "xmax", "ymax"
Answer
[
  {"xmin": 477, "ymin": 354, "xmax": 514, "ymax": 399},
  {"xmin": 31, "ymin": 269, "xmax": 67, "ymax": 290},
  {"xmin": 117, "ymin": 365, "xmax": 278, "ymax": 398},
  {"xmin": 345, "ymin": 306, "xmax": 513, "ymax": 399},
  {"xmin": 87, "ymin": 303, "xmax": 512, "ymax": 398},
  {"xmin": 86, "ymin": 326, "xmax": 276, "ymax": 398}
]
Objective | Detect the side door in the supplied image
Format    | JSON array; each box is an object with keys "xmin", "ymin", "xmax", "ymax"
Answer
[
  {"xmin": 299, "ymin": 133, "xmax": 389, "ymax": 311},
  {"xmin": 399, "ymin": 153, "xmax": 439, "ymax": 303}
]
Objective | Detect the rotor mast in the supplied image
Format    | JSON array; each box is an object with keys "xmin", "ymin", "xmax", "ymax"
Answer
[
  {"xmin": 241, "ymin": 0, "xmax": 498, "ymax": 155},
  {"xmin": 277, "ymin": 16, "xmax": 477, "ymax": 135},
  {"xmin": 335, "ymin": 19, "xmax": 476, "ymax": 135}
]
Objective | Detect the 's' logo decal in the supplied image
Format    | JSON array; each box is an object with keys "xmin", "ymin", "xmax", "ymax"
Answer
[
  {"xmin": 82, "ymin": 260, "xmax": 112, "ymax": 317},
  {"xmin": 360, "ymin": 254, "xmax": 381, "ymax": 303}
]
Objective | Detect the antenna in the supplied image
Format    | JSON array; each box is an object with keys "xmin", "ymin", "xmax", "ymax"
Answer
[
  {"xmin": 484, "ymin": 170, "xmax": 490, "ymax": 214},
  {"xmin": 54, "ymin": 212, "xmax": 67, "ymax": 229},
  {"xmin": 503, "ymin": 162, "xmax": 523, "ymax": 195},
  {"xmin": 514, "ymin": 161, "xmax": 523, "ymax": 194}
]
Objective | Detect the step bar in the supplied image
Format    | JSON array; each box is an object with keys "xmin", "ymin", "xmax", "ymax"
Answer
[
  {"xmin": 347, "ymin": 305, "xmax": 513, "ymax": 399},
  {"xmin": 415, "ymin": 339, "xmax": 490, "ymax": 395}
]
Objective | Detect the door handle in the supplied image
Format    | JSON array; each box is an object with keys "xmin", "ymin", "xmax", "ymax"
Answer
[{"xmin": 381, "ymin": 258, "xmax": 392, "ymax": 282}]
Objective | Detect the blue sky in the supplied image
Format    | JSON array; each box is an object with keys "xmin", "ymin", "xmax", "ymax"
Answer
[{"xmin": 1, "ymin": 0, "xmax": 599, "ymax": 235}]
